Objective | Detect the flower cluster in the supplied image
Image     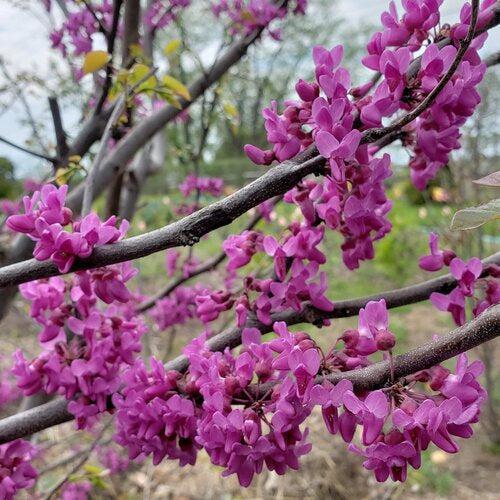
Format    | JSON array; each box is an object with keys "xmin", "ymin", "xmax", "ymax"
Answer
[
  {"xmin": 223, "ymin": 230, "xmax": 264, "ymax": 272},
  {"xmin": 45, "ymin": 0, "xmax": 114, "ymax": 57},
  {"xmin": 144, "ymin": 0, "xmax": 191, "ymax": 31},
  {"xmin": 420, "ymin": 232, "xmax": 499, "ymax": 325},
  {"xmin": 360, "ymin": 0, "xmax": 495, "ymax": 189},
  {"xmin": 115, "ymin": 321, "xmax": 316, "ymax": 486},
  {"xmin": 150, "ymin": 284, "xmax": 211, "ymax": 330},
  {"xmin": 6, "ymin": 185, "xmax": 128, "ymax": 273},
  {"xmin": 246, "ymin": 44, "xmax": 394, "ymax": 269},
  {"xmin": 114, "ymin": 298, "xmax": 487, "ymax": 487},
  {"xmin": 0, "ymin": 439, "xmax": 38, "ymax": 499},
  {"xmin": 212, "ymin": 0, "xmax": 308, "ymax": 39},
  {"xmin": 113, "ymin": 357, "xmax": 200, "ymax": 467},
  {"xmin": 61, "ymin": 481, "xmax": 92, "ymax": 500},
  {"xmin": 244, "ymin": 1, "xmax": 496, "ymax": 264},
  {"xmin": 12, "ymin": 264, "xmax": 146, "ymax": 429},
  {"xmin": 179, "ymin": 174, "xmax": 224, "ymax": 198}
]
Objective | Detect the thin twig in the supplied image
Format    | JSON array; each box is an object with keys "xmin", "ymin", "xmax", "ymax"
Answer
[
  {"xmin": 48, "ymin": 96, "xmax": 68, "ymax": 161},
  {"xmin": 0, "ymin": 135, "xmax": 57, "ymax": 164},
  {"xmin": 93, "ymin": 0, "xmax": 124, "ymax": 116}
]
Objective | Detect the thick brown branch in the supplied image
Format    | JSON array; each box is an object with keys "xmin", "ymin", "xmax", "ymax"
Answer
[
  {"xmin": 0, "ymin": 151, "xmax": 324, "ymax": 288},
  {"xmin": 136, "ymin": 206, "xmax": 269, "ymax": 312}
]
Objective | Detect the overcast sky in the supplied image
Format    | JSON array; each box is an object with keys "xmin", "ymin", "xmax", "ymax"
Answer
[{"xmin": 0, "ymin": 0, "xmax": 499, "ymax": 175}]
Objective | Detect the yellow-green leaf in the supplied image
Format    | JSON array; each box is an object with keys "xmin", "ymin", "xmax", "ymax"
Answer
[
  {"xmin": 129, "ymin": 63, "xmax": 157, "ymax": 92},
  {"xmin": 223, "ymin": 102, "xmax": 238, "ymax": 119},
  {"xmin": 156, "ymin": 89, "xmax": 182, "ymax": 109},
  {"xmin": 162, "ymin": 75, "xmax": 191, "ymax": 101},
  {"xmin": 129, "ymin": 43, "xmax": 144, "ymax": 59},
  {"xmin": 164, "ymin": 39, "xmax": 181, "ymax": 56},
  {"xmin": 82, "ymin": 50, "xmax": 110, "ymax": 74},
  {"xmin": 55, "ymin": 167, "xmax": 73, "ymax": 186}
]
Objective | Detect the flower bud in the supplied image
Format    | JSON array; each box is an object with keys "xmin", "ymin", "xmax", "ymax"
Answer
[
  {"xmin": 341, "ymin": 329, "xmax": 359, "ymax": 349},
  {"xmin": 244, "ymin": 144, "xmax": 274, "ymax": 165},
  {"xmin": 375, "ymin": 329, "xmax": 396, "ymax": 351},
  {"xmin": 295, "ymin": 79, "xmax": 319, "ymax": 101},
  {"xmin": 443, "ymin": 249, "xmax": 457, "ymax": 266}
]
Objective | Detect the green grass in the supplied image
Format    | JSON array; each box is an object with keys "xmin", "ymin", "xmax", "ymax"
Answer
[{"xmin": 408, "ymin": 449, "xmax": 455, "ymax": 496}]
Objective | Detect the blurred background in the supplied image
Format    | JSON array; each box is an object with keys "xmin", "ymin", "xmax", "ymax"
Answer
[{"xmin": 0, "ymin": 0, "xmax": 499, "ymax": 498}]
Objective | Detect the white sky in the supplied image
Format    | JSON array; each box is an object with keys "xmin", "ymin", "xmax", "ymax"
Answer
[{"xmin": 0, "ymin": 0, "xmax": 499, "ymax": 174}]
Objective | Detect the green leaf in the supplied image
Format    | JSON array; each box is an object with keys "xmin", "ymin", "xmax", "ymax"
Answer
[
  {"xmin": 473, "ymin": 171, "xmax": 500, "ymax": 187},
  {"xmin": 451, "ymin": 199, "xmax": 500, "ymax": 230},
  {"xmin": 164, "ymin": 39, "xmax": 181, "ymax": 56},
  {"xmin": 83, "ymin": 464, "xmax": 104, "ymax": 475},
  {"xmin": 129, "ymin": 63, "xmax": 157, "ymax": 93},
  {"xmin": 82, "ymin": 51, "xmax": 110, "ymax": 74},
  {"xmin": 155, "ymin": 89, "xmax": 182, "ymax": 109},
  {"xmin": 162, "ymin": 75, "xmax": 191, "ymax": 101},
  {"xmin": 223, "ymin": 102, "xmax": 238, "ymax": 119}
]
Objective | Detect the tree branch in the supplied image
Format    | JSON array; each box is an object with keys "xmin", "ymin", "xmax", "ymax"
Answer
[
  {"xmin": 164, "ymin": 252, "xmax": 500, "ymax": 374},
  {"xmin": 251, "ymin": 303, "xmax": 500, "ymax": 397},
  {"xmin": 0, "ymin": 150, "xmax": 325, "ymax": 287},
  {"xmin": 48, "ymin": 96, "xmax": 69, "ymax": 161},
  {"xmin": 93, "ymin": 0, "xmax": 124, "ymax": 115},
  {"xmin": 136, "ymin": 205, "xmax": 270, "ymax": 312},
  {"xmin": 0, "ymin": 304, "xmax": 497, "ymax": 444},
  {"xmin": 81, "ymin": 95, "xmax": 126, "ymax": 216},
  {"xmin": 0, "ymin": 136, "xmax": 57, "ymax": 164}
]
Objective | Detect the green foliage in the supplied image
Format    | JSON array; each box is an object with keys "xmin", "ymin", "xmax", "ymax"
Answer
[
  {"xmin": 408, "ymin": 450, "xmax": 455, "ymax": 496},
  {"xmin": 0, "ymin": 157, "xmax": 21, "ymax": 198}
]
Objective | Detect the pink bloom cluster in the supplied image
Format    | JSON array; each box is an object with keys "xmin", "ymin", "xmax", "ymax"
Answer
[
  {"xmin": 45, "ymin": 0, "xmax": 114, "ymax": 56},
  {"xmin": 61, "ymin": 481, "xmax": 92, "ymax": 500},
  {"xmin": 0, "ymin": 440, "xmax": 37, "ymax": 499},
  {"xmin": 179, "ymin": 174, "xmax": 224, "ymax": 198},
  {"xmin": 246, "ymin": 45, "xmax": 393, "ymax": 269},
  {"xmin": 113, "ymin": 298, "xmax": 487, "ymax": 487},
  {"xmin": 211, "ymin": 0, "xmax": 308, "ymax": 39},
  {"xmin": 113, "ymin": 357, "xmax": 200, "ymax": 467},
  {"xmin": 97, "ymin": 445, "xmax": 130, "ymax": 474},
  {"xmin": 144, "ymin": 0, "xmax": 191, "ymax": 31},
  {"xmin": 114, "ymin": 323, "xmax": 315, "ymax": 486},
  {"xmin": 420, "ymin": 232, "xmax": 499, "ymax": 325},
  {"xmin": 359, "ymin": 0, "xmax": 495, "ymax": 189},
  {"xmin": 6, "ymin": 184, "xmax": 128, "ymax": 273},
  {"xmin": 223, "ymin": 231, "xmax": 264, "ymax": 271},
  {"xmin": 150, "ymin": 284, "xmax": 211, "ymax": 330},
  {"xmin": 12, "ymin": 265, "xmax": 146, "ymax": 429},
  {"xmin": 232, "ymin": 223, "xmax": 333, "ymax": 325}
]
